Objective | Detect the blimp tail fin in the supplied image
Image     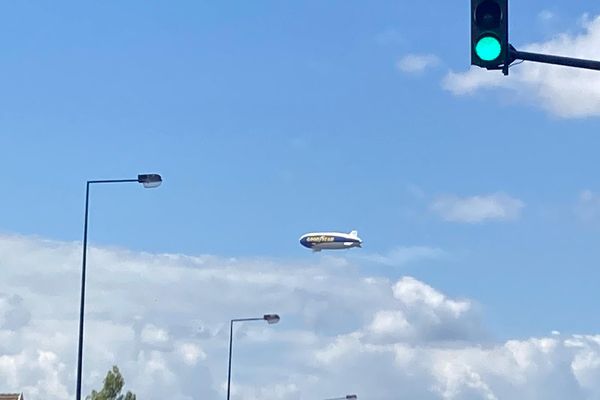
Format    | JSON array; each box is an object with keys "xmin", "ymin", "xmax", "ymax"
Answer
[{"xmin": 349, "ymin": 230, "xmax": 358, "ymax": 238}]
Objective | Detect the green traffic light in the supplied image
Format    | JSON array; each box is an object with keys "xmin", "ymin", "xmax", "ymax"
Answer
[{"xmin": 475, "ymin": 36, "xmax": 502, "ymax": 61}]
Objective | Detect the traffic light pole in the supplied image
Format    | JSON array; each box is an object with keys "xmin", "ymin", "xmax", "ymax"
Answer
[{"xmin": 503, "ymin": 45, "xmax": 600, "ymax": 75}]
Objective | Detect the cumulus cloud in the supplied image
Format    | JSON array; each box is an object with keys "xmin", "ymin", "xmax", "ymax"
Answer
[
  {"xmin": 397, "ymin": 54, "xmax": 440, "ymax": 74},
  {"xmin": 366, "ymin": 278, "xmax": 480, "ymax": 344},
  {"xmin": 176, "ymin": 343, "xmax": 206, "ymax": 366},
  {"xmin": 1, "ymin": 234, "xmax": 600, "ymax": 399},
  {"xmin": 314, "ymin": 332, "xmax": 600, "ymax": 400},
  {"xmin": 431, "ymin": 193, "xmax": 525, "ymax": 223},
  {"xmin": 444, "ymin": 14, "xmax": 600, "ymax": 118},
  {"xmin": 0, "ymin": 234, "xmax": 400, "ymax": 399}
]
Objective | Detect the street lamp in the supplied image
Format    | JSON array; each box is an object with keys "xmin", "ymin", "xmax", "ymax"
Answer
[
  {"xmin": 227, "ymin": 314, "xmax": 280, "ymax": 400},
  {"xmin": 324, "ymin": 396, "xmax": 358, "ymax": 400},
  {"xmin": 75, "ymin": 173, "xmax": 162, "ymax": 400}
]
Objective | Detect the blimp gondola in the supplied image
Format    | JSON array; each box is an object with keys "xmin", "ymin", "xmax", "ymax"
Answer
[{"xmin": 299, "ymin": 230, "xmax": 362, "ymax": 252}]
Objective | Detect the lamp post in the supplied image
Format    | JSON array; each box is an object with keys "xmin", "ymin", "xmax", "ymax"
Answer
[
  {"xmin": 324, "ymin": 396, "xmax": 358, "ymax": 400},
  {"xmin": 226, "ymin": 314, "xmax": 280, "ymax": 400},
  {"xmin": 75, "ymin": 174, "xmax": 162, "ymax": 400}
]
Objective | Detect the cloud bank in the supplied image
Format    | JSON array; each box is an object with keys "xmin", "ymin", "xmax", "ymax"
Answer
[
  {"xmin": 0, "ymin": 234, "xmax": 599, "ymax": 399},
  {"xmin": 444, "ymin": 14, "xmax": 600, "ymax": 118}
]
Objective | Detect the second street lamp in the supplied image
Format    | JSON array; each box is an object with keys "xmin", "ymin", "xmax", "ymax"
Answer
[
  {"xmin": 75, "ymin": 173, "xmax": 162, "ymax": 400},
  {"xmin": 324, "ymin": 396, "xmax": 358, "ymax": 400},
  {"xmin": 226, "ymin": 314, "xmax": 280, "ymax": 400}
]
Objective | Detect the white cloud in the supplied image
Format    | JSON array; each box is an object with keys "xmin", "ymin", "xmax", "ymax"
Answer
[
  {"xmin": 314, "ymin": 333, "xmax": 600, "ymax": 400},
  {"xmin": 444, "ymin": 14, "xmax": 600, "ymax": 118},
  {"xmin": 176, "ymin": 343, "xmax": 206, "ymax": 366},
  {"xmin": 367, "ymin": 277, "xmax": 482, "ymax": 344},
  {"xmin": 431, "ymin": 193, "xmax": 525, "ymax": 223},
  {"xmin": 369, "ymin": 310, "xmax": 411, "ymax": 337},
  {"xmin": 397, "ymin": 54, "xmax": 440, "ymax": 74},
  {"xmin": 393, "ymin": 277, "xmax": 471, "ymax": 319},
  {"xmin": 2, "ymin": 234, "xmax": 600, "ymax": 399}
]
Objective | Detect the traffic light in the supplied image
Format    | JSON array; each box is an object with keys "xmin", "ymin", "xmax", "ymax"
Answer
[{"xmin": 471, "ymin": 0, "xmax": 508, "ymax": 70}]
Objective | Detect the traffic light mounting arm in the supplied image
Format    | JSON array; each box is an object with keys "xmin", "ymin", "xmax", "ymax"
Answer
[{"xmin": 504, "ymin": 45, "xmax": 600, "ymax": 75}]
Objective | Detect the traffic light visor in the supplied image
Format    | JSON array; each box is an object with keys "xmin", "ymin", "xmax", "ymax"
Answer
[
  {"xmin": 475, "ymin": 0, "xmax": 502, "ymax": 29},
  {"xmin": 475, "ymin": 36, "xmax": 501, "ymax": 61}
]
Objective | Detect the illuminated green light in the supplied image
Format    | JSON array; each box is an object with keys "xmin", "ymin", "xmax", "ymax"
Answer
[{"xmin": 475, "ymin": 36, "xmax": 501, "ymax": 61}]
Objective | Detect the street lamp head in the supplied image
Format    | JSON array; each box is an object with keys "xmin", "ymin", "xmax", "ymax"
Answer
[
  {"xmin": 138, "ymin": 174, "xmax": 162, "ymax": 189},
  {"xmin": 263, "ymin": 314, "xmax": 280, "ymax": 324},
  {"xmin": 346, "ymin": 396, "xmax": 357, "ymax": 400}
]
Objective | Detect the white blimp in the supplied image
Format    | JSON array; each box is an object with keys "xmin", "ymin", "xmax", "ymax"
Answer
[{"xmin": 299, "ymin": 230, "xmax": 362, "ymax": 252}]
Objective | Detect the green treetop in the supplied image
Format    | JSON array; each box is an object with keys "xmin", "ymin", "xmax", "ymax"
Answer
[{"xmin": 86, "ymin": 365, "xmax": 136, "ymax": 400}]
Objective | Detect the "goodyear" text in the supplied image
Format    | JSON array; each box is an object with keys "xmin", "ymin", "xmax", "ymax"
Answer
[{"xmin": 306, "ymin": 236, "xmax": 335, "ymax": 243}]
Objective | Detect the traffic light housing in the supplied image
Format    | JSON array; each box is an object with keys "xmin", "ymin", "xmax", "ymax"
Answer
[{"xmin": 471, "ymin": 0, "xmax": 508, "ymax": 70}]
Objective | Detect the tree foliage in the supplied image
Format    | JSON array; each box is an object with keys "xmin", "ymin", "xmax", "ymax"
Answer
[{"xmin": 86, "ymin": 365, "xmax": 136, "ymax": 400}]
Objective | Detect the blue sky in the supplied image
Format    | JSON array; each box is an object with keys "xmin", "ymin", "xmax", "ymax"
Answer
[{"xmin": 3, "ymin": 1, "xmax": 600, "ymax": 398}]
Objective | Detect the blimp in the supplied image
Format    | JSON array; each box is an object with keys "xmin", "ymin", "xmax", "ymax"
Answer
[{"xmin": 299, "ymin": 230, "xmax": 362, "ymax": 252}]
